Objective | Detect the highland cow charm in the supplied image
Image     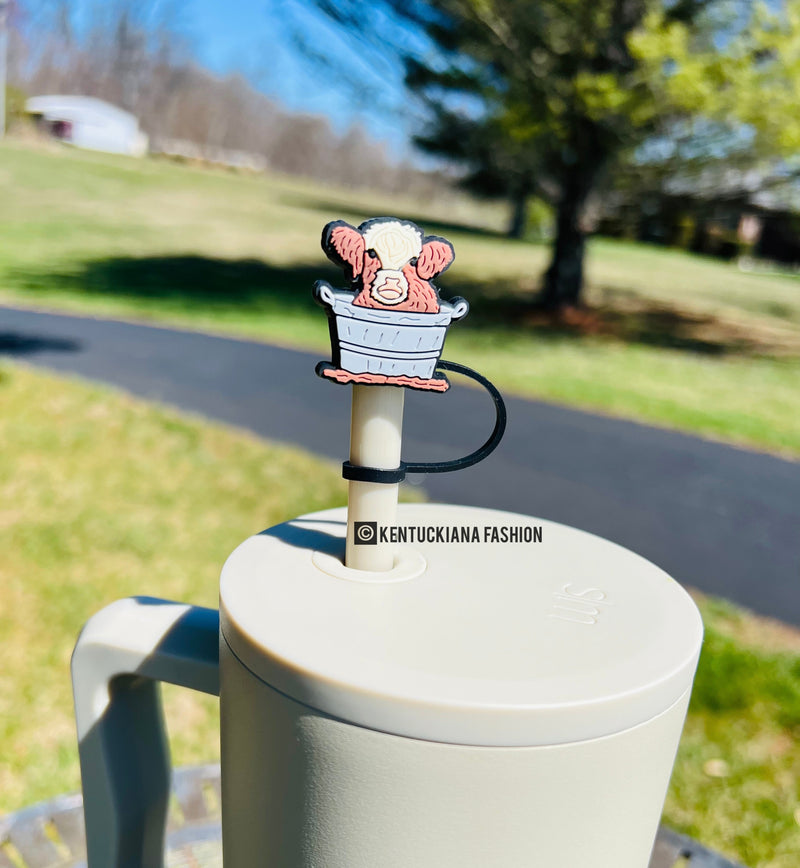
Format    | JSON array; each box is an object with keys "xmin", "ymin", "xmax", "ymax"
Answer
[{"xmin": 314, "ymin": 217, "xmax": 469, "ymax": 392}]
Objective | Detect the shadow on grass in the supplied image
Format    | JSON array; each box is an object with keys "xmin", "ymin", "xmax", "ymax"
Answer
[
  {"xmin": 10, "ymin": 255, "xmax": 342, "ymax": 318},
  {"xmin": 456, "ymin": 280, "xmax": 800, "ymax": 358},
  {"xmin": 10, "ymin": 255, "xmax": 798, "ymax": 358}
]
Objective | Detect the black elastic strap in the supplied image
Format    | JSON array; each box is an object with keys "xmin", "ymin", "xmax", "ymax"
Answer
[
  {"xmin": 342, "ymin": 461, "xmax": 407, "ymax": 484},
  {"xmin": 342, "ymin": 359, "xmax": 507, "ymax": 484}
]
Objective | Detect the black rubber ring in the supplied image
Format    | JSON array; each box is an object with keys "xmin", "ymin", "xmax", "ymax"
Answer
[{"xmin": 342, "ymin": 461, "xmax": 407, "ymax": 484}]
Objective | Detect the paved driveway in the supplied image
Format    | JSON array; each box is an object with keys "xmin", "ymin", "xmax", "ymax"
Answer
[{"xmin": 3, "ymin": 305, "xmax": 798, "ymax": 624}]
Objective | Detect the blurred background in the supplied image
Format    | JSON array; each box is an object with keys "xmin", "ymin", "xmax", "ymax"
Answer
[{"xmin": 1, "ymin": 2, "xmax": 799, "ymax": 867}]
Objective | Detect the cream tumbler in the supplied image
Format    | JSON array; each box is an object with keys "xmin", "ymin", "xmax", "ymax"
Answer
[
  {"xmin": 219, "ymin": 503, "xmax": 703, "ymax": 868},
  {"xmin": 72, "ymin": 502, "xmax": 703, "ymax": 868}
]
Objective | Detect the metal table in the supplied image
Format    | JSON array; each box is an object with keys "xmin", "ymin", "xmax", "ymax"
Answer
[{"xmin": 0, "ymin": 764, "xmax": 747, "ymax": 868}]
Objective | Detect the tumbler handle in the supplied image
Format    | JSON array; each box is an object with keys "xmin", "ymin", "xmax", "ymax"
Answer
[{"xmin": 71, "ymin": 596, "xmax": 220, "ymax": 868}]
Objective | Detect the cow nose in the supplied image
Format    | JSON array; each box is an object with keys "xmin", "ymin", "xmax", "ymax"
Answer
[{"xmin": 371, "ymin": 269, "xmax": 409, "ymax": 304}]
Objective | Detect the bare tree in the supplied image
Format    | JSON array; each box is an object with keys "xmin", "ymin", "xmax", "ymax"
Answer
[{"xmin": 11, "ymin": 0, "xmax": 451, "ymax": 197}]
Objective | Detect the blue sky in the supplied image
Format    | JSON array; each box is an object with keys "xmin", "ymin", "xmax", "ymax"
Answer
[{"xmin": 189, "ymin": 0, "xmax": 416, "ymax": 155}]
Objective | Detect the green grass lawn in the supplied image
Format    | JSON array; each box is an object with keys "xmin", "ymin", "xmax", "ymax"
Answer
[
  {"xmin": 1, "ymin": 139, "xmax": 799, "ymax": 459},
  {"xmin": 1, "ymin": 364, "xmax": 798, "ymax": 867}
]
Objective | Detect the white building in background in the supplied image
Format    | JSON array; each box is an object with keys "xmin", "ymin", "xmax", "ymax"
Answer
[{"xmin": 25, "ymin": 95, "xmax": 148, "ymax": 157}]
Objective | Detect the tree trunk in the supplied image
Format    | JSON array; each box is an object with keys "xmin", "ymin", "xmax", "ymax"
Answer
[
  {"xmin": 507, "ymin": 184, "xmax": 529, "ymax": 239},
  {"xmin": 540, "ymin": 181, "xmax": 588, "ymax": 310}
]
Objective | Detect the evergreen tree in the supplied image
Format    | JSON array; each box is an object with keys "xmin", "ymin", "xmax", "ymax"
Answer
[{"xmin": 317, "ymin": 0, "xmax": 800, "ymax": 309}]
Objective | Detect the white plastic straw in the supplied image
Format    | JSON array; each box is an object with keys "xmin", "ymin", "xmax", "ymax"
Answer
[{"xmin": 345, "ymin": 385, "xmax": 405, "ymax": 571}]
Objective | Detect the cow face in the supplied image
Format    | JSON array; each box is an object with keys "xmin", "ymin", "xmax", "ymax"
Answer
[
  {"xmin": 361, "ymin": 220, "xmax": 422, "ymax": 306},
  {"xmin": 322, "ymin": 217, "xmax": 454, "ymax": 314}
]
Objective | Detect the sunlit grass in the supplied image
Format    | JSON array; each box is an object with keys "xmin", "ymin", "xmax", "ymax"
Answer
[{"xmin": 588, "ymin": 238, "xmax": 800, "ymax": 327}]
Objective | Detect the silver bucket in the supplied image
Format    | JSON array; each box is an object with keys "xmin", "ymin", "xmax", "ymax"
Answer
[{"xmin": 316, "ymin": 283, "xmax": 469, "ymax": 379}]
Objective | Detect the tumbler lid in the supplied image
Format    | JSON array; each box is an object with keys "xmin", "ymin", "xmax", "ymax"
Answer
[{"xmin": 220, "ymin": 504, "xmax": 702, "ymax": 747}]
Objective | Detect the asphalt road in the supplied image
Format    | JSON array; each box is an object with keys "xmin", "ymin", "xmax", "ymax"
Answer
[{"xmin": 3, "ymin": 305, "xmax": 799, "ymax": 624}]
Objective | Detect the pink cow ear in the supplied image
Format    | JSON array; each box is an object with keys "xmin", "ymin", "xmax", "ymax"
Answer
[
  {"xmin": 416, "ymin": 238, "xmax": 454, "ymax": 279},
  {"xmin": 324, "ymin": 221, "xmax": 365, "ymax": 277}
]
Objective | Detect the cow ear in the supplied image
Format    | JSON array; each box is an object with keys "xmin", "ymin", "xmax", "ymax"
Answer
[
  {"xmin": 323, "ymin": 221, "xmax": 365, "ymax": 277},
  {"xmin": 416, "ymin": 238, "xmax": 454, "ymax": 279}
]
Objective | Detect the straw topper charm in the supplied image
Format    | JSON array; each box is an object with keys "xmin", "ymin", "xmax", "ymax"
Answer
[{"xmin": 314, "ymin": 217, "xmax": 469, "ymax": 392}]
